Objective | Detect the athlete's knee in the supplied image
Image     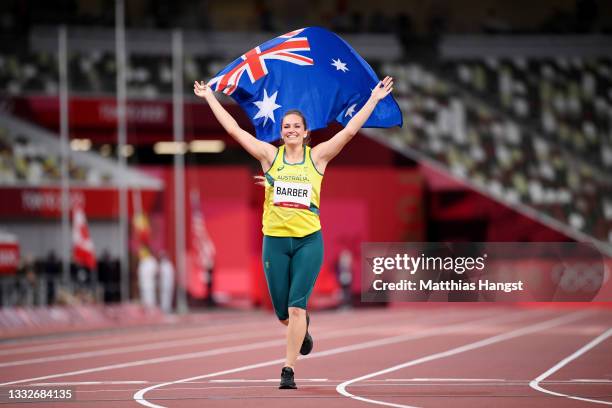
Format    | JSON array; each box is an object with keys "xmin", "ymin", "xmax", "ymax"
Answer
[
  {"xmin": 288, "ymin": 307, "xmax": 306, "ymax": 320},
  {"xmin": 279, "ymin": 318, "xmax": 289, "ymax": 326}
]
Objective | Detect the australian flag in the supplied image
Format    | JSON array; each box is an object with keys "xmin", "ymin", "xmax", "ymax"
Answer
[{"xmin": 208, "ymin": 27, "xmax": 403, "ymax": 142}]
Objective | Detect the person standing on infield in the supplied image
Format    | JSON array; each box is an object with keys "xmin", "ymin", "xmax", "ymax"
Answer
[{"xmin": 194, "ymin": 76, "xmax": 394, "ymax": 389}]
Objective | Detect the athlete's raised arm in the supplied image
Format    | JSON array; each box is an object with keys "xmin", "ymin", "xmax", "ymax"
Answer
[
  {"xmin": 311, "ymin": 76, "xmax": 393, "ymax": 173},
  {"xmin": 194, "ymin": 81, "xmax": 277, "ymax": 170}
]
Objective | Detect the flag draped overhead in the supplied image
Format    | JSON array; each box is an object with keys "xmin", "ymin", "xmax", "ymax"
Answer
[{"xmin": 208, "ymin": 27, "xmax": 403, "ymax": 142}]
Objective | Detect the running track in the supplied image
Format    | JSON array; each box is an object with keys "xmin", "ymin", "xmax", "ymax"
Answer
[{"xmin": 0, "ymin": 305, "xmax": 610, "ymax": 407}]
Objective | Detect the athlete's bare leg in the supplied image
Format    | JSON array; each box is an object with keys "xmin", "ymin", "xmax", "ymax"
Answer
[{"xmin": 284, "ymin": 307, "xmax": 307, "ymax": 369}]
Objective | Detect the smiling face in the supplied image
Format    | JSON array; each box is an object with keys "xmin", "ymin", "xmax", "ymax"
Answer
[{"xmin": 281, "ymin": 113, "xmax": 308, "ymax": 146}]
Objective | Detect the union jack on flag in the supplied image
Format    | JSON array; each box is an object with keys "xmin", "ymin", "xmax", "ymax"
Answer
[
  {"xmin": 209, "ymin": 29, "xmax": 313, "ymax": 96},
  {"xmin": 208, "ymin": 27, "xmax": 402, "ymax": 142}
]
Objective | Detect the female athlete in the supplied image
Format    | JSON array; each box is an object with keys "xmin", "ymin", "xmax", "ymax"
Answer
[{"xmin": 194, "ymin": 76, "xmax": 394, "ymax": 389}]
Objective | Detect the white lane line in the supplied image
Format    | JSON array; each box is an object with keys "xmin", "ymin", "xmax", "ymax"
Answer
[
  {"xmin": 0, "ymin": 319, "xmax": 269, "ymax": 356},
  {"xmin": 384, "ymin": 378, "xmax": 507, "ymax": 382},
  {"xmin": 1, "ymin": 306, "xmax": 422, "ymax": 358},
  {"xmin": 336, "ymin": 310, "xmax": 592, "ymax": 408},
  {"xmin": 383, "ymin": 379, "xmax": 612, "ymax": 385},
  {"xmin": 530, "ymin": 327, "xmax": 612, "ymax": 406},
  {"xmin": 209, "ymin": 378, "xmax": 328, "ymax": 383},
  {"xmin": 0, "ymin": 308, "xmax": 460, "ymax": 387},
  {"xmin": 29, "ymin": 381, "xmax": 149, "ymax": 385},
  {"xmin": 0, "ymin": 310, "xmax": 361, "ymax": 355},
  {"xmin": 0, "ymin": 309, "xmax": 414, "ymax": 355},
  {"xmin": 133, "ymin": 310, "xmax": 540, "ymax": 408},
  {"xmin": 87, "ymin": 385, "xmax": 347, "ymax": 393},
  {"xmin": 33, "ymin": 378, "xmax": 610, "ymax": 385},
  {"xmin": 32, "ymin": 380, "xmax": 612, "ymax": 395},
  {"xmin": 0, "ymin": 328, "xmax": 285, "ymax": 368},
  {"xmin": 0, "ymin": 338, "xmax": 283, "ymax": 387}
]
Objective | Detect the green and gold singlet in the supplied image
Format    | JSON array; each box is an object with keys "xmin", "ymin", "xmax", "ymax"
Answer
[{"xmin": 262, "ymin": 145, "xmax": 323, "ymax": 237}]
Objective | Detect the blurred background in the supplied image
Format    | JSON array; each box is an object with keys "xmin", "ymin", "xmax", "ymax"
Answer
[{"xmin": 0, "ymin": 0, "xmax": 611, "ymax": 333}]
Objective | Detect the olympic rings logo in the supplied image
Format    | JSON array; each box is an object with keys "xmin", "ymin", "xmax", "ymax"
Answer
[{"xmin": 551, "ymin": 263, "xmax": 610, "ymax": 292}]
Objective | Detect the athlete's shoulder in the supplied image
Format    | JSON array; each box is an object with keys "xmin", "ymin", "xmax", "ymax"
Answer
[{"xmin": 306, "ymin": 145, "xmax": 325, "ymax": 176}]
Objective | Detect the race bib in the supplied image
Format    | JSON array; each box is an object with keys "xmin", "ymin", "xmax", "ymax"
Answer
[{"xmin": 273, "ymin": 180, "xmax": 312, "ymax": 209}]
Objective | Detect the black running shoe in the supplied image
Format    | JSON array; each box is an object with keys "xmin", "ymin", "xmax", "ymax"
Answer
[
  {"xmin": 279, "ymin": 366, "xmax": 297, "ymax": 389},
  {"xmin": 300, "ymin": 312, "xmax": 313, "ymax": 355}
]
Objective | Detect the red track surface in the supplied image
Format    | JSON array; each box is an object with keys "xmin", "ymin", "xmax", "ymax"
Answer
[{"xmin": 0, "ymin": 305, "xmax": 610, "ymax": 407}]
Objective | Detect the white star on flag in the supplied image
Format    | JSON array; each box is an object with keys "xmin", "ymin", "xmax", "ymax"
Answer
[
  {"xmin": 345, "ymin": 103, "xmax": 357, "ymax": 117},
  {"xmin": 253, "ymin": 89, "xmax": 281, "ymax": 126},
  {"xmin": 331, "ymin": 58, "xmax": 349, "ymax": 72}
]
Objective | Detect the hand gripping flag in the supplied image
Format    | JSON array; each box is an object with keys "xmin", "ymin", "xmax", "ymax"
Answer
[{"xmin": 208, "ymin": 27, "xmax": 403, "ymax": 142}]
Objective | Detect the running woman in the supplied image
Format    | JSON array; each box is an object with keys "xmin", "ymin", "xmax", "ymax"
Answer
[{"xmin": 194, "ymin": 76, "xmax": 394, "ymax": 389}]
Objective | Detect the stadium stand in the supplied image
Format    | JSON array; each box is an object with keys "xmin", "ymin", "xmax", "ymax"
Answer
[
  {"xmin": 1, "ymin": 0, "xmax": 611, "ymax": 315},
  {"xmin": 442, "ymin": 56, "xmax": 612, "ymax": 170},
  {"xmin": 0, "ymin": 113, "xmax": 161, "ymax": 188},
  {"xmin": 0, "ymin": 112, "xmax": 161, "ymax": 307},
  {"xmin": 368, "ymin": 61, "xmax": 612, "ymax": 252},
  {"xmin": 0, "ymin": 44, "xmax": 610, "ymax": 256}
]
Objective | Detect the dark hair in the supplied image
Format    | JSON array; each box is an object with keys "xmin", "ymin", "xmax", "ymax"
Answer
[
  {"xmin": 282, "ymin": 109, "xmax": 308, "ymax": 129},
  {"xmin": 281, "ymin": 109, "xmax": 310, "ymax": 145}
]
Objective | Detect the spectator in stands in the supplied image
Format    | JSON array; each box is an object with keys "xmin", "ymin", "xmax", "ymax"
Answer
[
  {"xmin": 426, "ymin": 2, "xmax": 450, "ymax": 37},
  {"xmin": 335, "ymin": 248, "xmax": 353, "ymax": 308},
  {"xmin": 16, "ymin": 254, "xmax": 36, "ymax": 306},
  {"xmin": 98, "ymin": 249, "xmax": 120, "ymax": 303},
  {"xmin": 255, "ymin": 0, "xmax": 275, "ymax": 32},
  {"xmin": 541, "ymin": 7, "xmax": 574, "ymax": 33},
  {"xmin": 575, "ymin": 0, "xmax": 598, "ymax": 33},
  {"xmin": 331, "ymin": 0, "xmax": 351, "ymax": 33},
  {"xmin": 42, "ymin": 250, "xmax": 61, "ymax": 305},
  {"xmin": 201, "ymin": 232, "xmax": 216, "ymax": 307},
  {"xmin": 395, "ymin": 13, "xmax": 414, "ymax": 49},
  {"xmin": 368, "ymin": 9, "xmax": 390, "ymax": 33},
  {"xmin": 349, "ymin": 12, "xmax": 364, "ymax": 33},
  {"xmin": 481, "ymin": 8, "xmax": 512, "ymax": 34},
  {"xmin": 158, "ymin": 251, "xmax": 175, "ymax": 313},
  {"xmin": 137, "ymin": 246, "xmax": 158, "ymax": 309},
  {"xmin": 71, "ymin": 261, "xmax": 94, "ymax": 303}
]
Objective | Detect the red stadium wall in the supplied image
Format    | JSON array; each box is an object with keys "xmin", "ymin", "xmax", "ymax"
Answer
[
  {"xmin": 140, "ymin": 166, "xmax": 253, "ymax": 303},
  {"xmin": 421, "ymin": 164, "xmax": 571, "ymax": 242},
  {"xmin": 0, "ymin": 187, "xmax": 158, "ymax": 220},
  {"xmin": 9, "ymin": 95, "xmax": 254, "ymax": 145}
]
